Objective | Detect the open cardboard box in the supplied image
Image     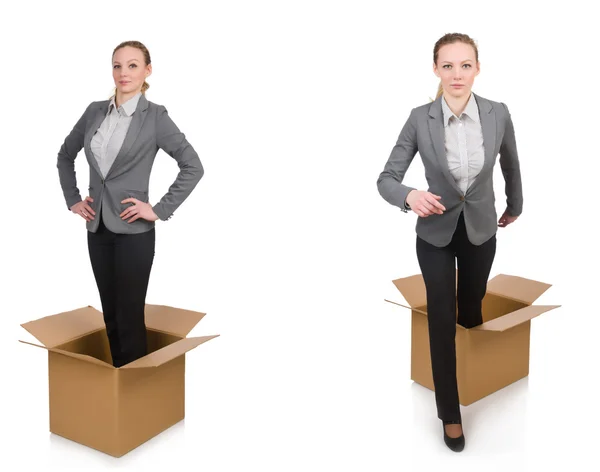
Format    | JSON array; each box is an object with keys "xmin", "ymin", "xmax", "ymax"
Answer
[
  {"xmin": 385, "ymin": 273, "xmax": 560, "ymax": 406},
  {"xmin": 19, "ymin": 304, "xmax": 219, "ymax": 457}
]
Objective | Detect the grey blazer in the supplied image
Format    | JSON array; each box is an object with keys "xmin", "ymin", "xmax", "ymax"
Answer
[
  {"xmin": 377, "ymin": 93, "xmax": 523, "ymax": 247},
  {"xmin": 57, "ymin": 93, "xmax": 203, "ymax": 234}
]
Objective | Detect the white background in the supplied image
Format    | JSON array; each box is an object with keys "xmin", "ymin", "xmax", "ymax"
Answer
[{"xmin": 2, "ymin": 0, "xmax": 598, "ymax": 470}]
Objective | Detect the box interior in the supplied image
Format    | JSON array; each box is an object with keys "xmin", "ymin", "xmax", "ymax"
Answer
[
  {"xmin": 54, "ymin": 328, "xmax": 182, "ymax": 364},
  {"xmin": 414, "ymin": 292, "xmax": 528, "ymax": 325}
]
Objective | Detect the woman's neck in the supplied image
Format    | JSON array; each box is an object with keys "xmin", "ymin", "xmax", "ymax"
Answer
[
  {"xmin": 115, "ymin": 89, "xmax": 141, "ymax": 108},
  {"xmin": 442, "ymin": 91, "xmax": 471, "ymax": 117}
]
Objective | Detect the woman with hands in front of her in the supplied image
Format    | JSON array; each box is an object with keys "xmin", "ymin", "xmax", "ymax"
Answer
[
  {"xmin": 406, "ymin": 189, "xmax": 518, "ymax": 227},
  {"xmin": 377, "ymin": 33, "xmax": 523, "ymax": 452}
]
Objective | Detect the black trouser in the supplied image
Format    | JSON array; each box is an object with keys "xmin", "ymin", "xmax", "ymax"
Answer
[
  {"xmin": 416, "ymin": 211, "xmax": 496, "ymax": 422},
  {"xmin": 87, "ymin": 215, "xmax": 155, "ymax": 368}
]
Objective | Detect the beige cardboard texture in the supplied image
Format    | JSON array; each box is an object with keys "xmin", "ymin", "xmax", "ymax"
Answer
[
  {"xmin": 486, "ymin": 274, "xmax": 551, "ymax": 304},
  {"xmin": 20, "ymin": 304, "xmax": 218, "ymax": 457},
  {"xmin": 144, "ymin": 304, "xmax": 206, "ymax": 337},
  {"xmin": 20, "ymin": 306, "xmax": 105, "ymax": 348},
  {"xmin": 387, "ymin": 272, "xmax": 559, "ymax": 406},
  {"xmin": 121, "ymin": 335, "xmax": 219, "ymax": 369},
  {"xmin": 392, "ymin": 274, "xmax": 427, "ymax": 308},
  {"xmin": 473, "ymin": 304, "xmax": 560, "ymax": 332},
  {"xmin": 19, "ymin": 339, "xmax": 114, "ymax": 369},
  {"xmin": 463, "ymin": 323, "xmax": 532, "ymax": 405}
]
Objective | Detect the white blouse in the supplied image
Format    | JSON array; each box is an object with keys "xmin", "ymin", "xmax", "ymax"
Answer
[
  {"xmin": 440, "ymin": 92, "xmax": 485, "ymax": 195},
  {"xmin": 90, "ymin": 92, "xmax": 142, "ymax": 178}
]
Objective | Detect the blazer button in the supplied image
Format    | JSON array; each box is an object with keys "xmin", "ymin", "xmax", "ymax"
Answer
[{"xmin": 460, "ymin": 196, "xmax": 465, "ymax": 201}]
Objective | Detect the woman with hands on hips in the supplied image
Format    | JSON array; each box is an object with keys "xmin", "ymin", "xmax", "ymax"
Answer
[
  {"xmin": 57, "ymin": 40, "xmax": 203, "ymax": 368},
  {"xmin": 377, "ymin": 33, "xmax": 523, "ymax": 452}
]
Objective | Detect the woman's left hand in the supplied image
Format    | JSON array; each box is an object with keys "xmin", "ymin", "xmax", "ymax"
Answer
[
  {"xmin": 498, "ymin": 208, "xmax": 519, "ymax": 227},
  {"xmin": 120, "ymin": 198, "xmax": 159, "ymax": 223}
]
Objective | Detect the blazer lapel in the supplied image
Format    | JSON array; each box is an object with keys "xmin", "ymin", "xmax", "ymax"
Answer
[
  {"xmin": 84, "ymin": 103, "xmax": 108, "ymax": 178},
  {"xmin": 105, "ymin": 93, "xmax": 149, "ymax": 179},
  {"xmin": 428, "ymin": 96, "xmax": 462, "ymax": 194},
  {"xmin": 469, "ymin": 93, "xmax": 496, "ymax": 191}
]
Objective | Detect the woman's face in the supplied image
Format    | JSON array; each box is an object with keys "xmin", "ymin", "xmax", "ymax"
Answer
[
  {"xmin": 112, "ymin": 46, "xmax": 152, "ymax": 96},
  {"xmin": 433, "ymin": 42, "xmax": 480, "ymax": 99}
]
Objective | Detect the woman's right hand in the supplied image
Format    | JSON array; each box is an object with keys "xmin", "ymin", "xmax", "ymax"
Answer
[
  {"xmin": 406, "ymin": 190, "xmax": 446, "ymax": 217},
  {"xmin": 70, "ymin": 196, "xmax": 96, "ymax": 222}
]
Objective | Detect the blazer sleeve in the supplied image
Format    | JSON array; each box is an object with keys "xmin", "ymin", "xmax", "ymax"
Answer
[
  {"xmin": 499, "ymin": 103, "xmax": 523, "ymax": 216},
  {"xmin": 152, "ymin": 105, "xmax": 204, "ymax": 221},
  {"xmin": 377, "ymin": 108, "xmax": 418, "ymax": 212},
  {"xmin": 56, "ymin": 102, "xmax": 92, "ymax": 210}
]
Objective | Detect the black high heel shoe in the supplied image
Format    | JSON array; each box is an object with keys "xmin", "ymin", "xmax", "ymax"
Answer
[{"xmin": 442, "ymin": 419, "xmax": 465, "ymax": 452}]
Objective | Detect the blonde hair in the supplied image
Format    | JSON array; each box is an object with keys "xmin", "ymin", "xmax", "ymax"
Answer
[
  {"xmin": 110, "ymin": 40, "xmax": 152, "ymax": 98},
  {"xmin": 430, "ymin": 33, "xmax": 479, "ymax": 101}
]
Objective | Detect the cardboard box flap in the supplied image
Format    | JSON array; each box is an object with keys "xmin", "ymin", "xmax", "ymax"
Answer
[
  {"xmin": 384, "ymin": 299, "xmax": 428, "ymax": 316},
  {"xmin": 144, "ymin": 304, "xmax": 206, "ymax": 337},
  {"xmin": 20, "ymin": 306, "xmax": 105, "ymax": 348},
  {"xmin": 121, "ymin": 335, "xmax": 219, "ymax": 369},
  {"xmin": 487, "ymin": 274, "xmax": 551, "ymax": 304},
  {"xmin": 472, "ymin": 305, "xmax": 560, "ymax": 332},
  {"xmin": 19, "ymin": 339, "xmax": 114, "ymax": 369},
  {"xmin": 392, "ymin": 274, "xmax": 427, "ymax": 308}
]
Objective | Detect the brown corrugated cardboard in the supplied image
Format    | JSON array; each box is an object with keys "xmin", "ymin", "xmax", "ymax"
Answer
[
  {"xmin": 20, "ymin": 304, "xmax": 218, "ymax": 457},
  {"xmin": 385, "ymin": 273, "xmax": 560, "ymax": 406}
]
